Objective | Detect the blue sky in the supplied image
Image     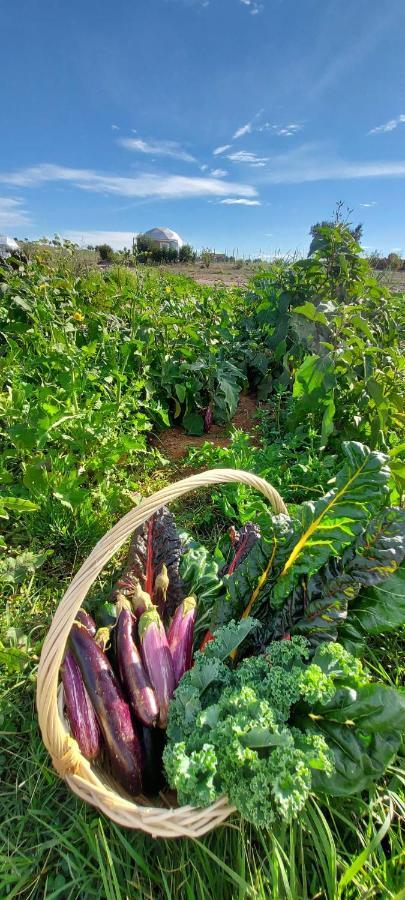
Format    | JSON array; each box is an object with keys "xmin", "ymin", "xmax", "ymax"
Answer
[{"xmin": 1, "ymin": 0, "xmax": 405, "ymax": 256}]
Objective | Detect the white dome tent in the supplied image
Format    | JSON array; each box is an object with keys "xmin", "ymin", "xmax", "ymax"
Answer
[{"xmin": 140, "ymin": 227, "xmax": 184, "ymax": 252}]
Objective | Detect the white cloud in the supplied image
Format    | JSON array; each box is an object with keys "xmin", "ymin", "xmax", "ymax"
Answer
[
  {"xmin": 0, "ymin": 163, "xmax": 256, "ymax": 201},
  {"xmin": 64, "ymin": 230, "xmax": 137, "ymax": 250},
  {"xmin": 261, "ymin": 143, "xmax": 405, "ymax": 184},
  {"xmin": 368, "ymin": 114, "xmax": 405, "ymax": 135},
  {"xmin": 233, "ymin": 122, "xmax": 252, "ymax": 140},
  {"xmin": 219, "ymin": 198, "xmax": 261, "ymax": 205},
  {"xmin": 213, "ymin": 144, "xmax": 232, "ymax": 156},
  {"xmin": 0, "ymin": 196, "xmax": 30, "ymax": 228},
  {"xmin": 200, "ymin": 164, "xmax": 208, "ymax": 171},
  {"xmin": 227, "ymin": 150, "xmax": 269, "ymax": 166},
  {"xmin": 111, "ymin": 124, "xmax": 120, "ymax": 131},
  {"xmin": 119, "ymin": 136, "xmax": 196, "ymax": 162},
  {"xmin": 240, "ymin": 0, "xmax": 263, "ymax": 14},
  {"xmin": 360, "ymin": 201, "xmax": 377, "ymax": 207},
  {"xmin": 211, "ymin": 168, "xmax": 227, "ymax": 177}
]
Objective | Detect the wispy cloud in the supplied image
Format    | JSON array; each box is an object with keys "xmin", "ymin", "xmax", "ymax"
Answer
[
  {"xmin": 232, "ymin": 122, "xmax": 252, "ymax": 140},
  {"xmin": 213, "ymin": 144, "xmax": 232, "ymax": 156},
  {"xmin": 0, "ymin": 163, "xmax": 256, "ymax": 201},
  {"xmin": 227, "ymin": 150, "xmax": 269, "ymax": 167},
  {"xmin": 119, "ymin": 136, "xmax": 196, "ymax": 162},
  {"xmin": 111, "ymin": 124, "xmax": 120, "ymax": 131},
  {"xmin": 219, "ymin": 198, "xmax": 261, "ymax": 205},
  {"xmin": 64, "ymin": 230, "xmax": 136, "ymax": 250},
  {"xmin": 211, "ymin": 168, "xmax": 227, "ymax": 176},
  {"xmin": 368, "ymin": 114, "xmax": 405, "ymax": 135},
  {"xmin": 360, "ymin": 201, "xmax": 377, "ymax": 207},
  {"xmin": 240, "ymin": 0, "xmax": 263, "ymax": 15},
  {"xmin": 260, "ymin": 143, "xmax": 405, "ymax": 184},
  {"xmin": 0, "ymin": 196, "xmax": 30, "ymax": 228},
  {"xmin": 261, "ymin": 122, "xmax": 302, "ymax": 137}
]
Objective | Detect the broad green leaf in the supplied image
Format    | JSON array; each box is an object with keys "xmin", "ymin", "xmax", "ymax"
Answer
[
  {"xmin": 304, "ymin": 683, "xmax": 405, "ymax": 795},
  {"xmin": 175, "ymin": 383, "xmax": 186, "ymax": 403},
  {"xmin": 293, "ymin": 302, "xmax": 329, "ymax": 325},
  {"xmin": 293, "ymin": 354, "xmax": 334, "ymax": 400},
  {"xmin": 321, "ymin": 395, "xmax": 335, "ymax": 449},
  {"xmin": 346, "ymin": 507, "xmax": 405, "ymax": 585},
  {"xmin": 290, "ymin": 507, "xmax": 405, "ymax": 648},
  {"xmin": 182, "ymin": 411, "xmax": 204, "ymax": 435},
  {"xmin": 272, "ymin": 442, "xmax": 390, "ymax": 605},
  {"xmin": 0, "ymin": 496, "xmax": 39, "ymax": 513},
  {"xmin": 290, "ymin": 564, "xmax": 357, "ymax": 647},
  {"xmin": 339, "ymin": 567, "xmax": 405, "ymax": 640}
]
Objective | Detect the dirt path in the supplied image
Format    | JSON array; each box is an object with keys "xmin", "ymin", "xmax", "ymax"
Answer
[{"xmin": 152, "ymin": 393, "xmax": 258, "ymax": 462}]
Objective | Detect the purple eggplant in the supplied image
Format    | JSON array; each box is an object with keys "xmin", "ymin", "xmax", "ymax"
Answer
[
  {"xmin": 130, "ymin": 585, "xmax": 153, "ymax": 619},
  {"xmin": 116, "ymin": 598, "xmax": 159, "ymax": 727},
  {"xmin": 61, "ymin": 649, "xmax": 101, "ymax": 761},
  {"xmin": 69, "ymin": 622, "xmax": 142, "ymax": 795},
  {"xmin": 204, "ymin": 406, "xmax": 213, "ymax": 433},
  {"xmin": 168, "ymin": 596, "xmax": 197, "ymax": 685},
  {"xmin": 138, "ymin": 608, "xmax": 175, "ymax": 729},
  {"xmin": 75, "ymin": 608, "xmax": 96, "ymax": 636}
]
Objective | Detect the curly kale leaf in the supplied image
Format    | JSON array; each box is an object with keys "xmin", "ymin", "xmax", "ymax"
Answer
[{"xmin": 164, "ymin": 633, "xmax": 334, "ymax": 825}]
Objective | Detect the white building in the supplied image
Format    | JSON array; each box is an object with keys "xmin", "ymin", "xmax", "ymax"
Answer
[
  {"xmin": 140, "ymin": 227, "xmax": 184, "ymax": 252},
  {"xmin": 0, "ymin": 235, "xmax": 20, "ymax": 257}
]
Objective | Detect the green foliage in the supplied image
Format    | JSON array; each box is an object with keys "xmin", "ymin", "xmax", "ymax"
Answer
[{"xmin": 244, "ymin": 221, "xmax": 404, "ymax": 457}]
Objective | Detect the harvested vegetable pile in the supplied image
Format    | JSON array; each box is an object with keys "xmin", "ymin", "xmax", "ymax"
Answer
[{"xmin": 62, "ymin": 442, "xmax": 405, "ymax": 824}]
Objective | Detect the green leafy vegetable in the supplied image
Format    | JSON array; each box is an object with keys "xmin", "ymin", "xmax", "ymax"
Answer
[{"xmin": 164, "ymin": 633, "xmax": 335, "ymax": 825}]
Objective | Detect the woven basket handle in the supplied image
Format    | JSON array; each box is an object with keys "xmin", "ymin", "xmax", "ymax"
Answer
[{"xmin": 37, "ymin": 468, "xmax": 287, "ymax": 768}]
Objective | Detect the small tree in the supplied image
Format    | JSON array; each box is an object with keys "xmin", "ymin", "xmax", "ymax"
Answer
[
  {"xmin": 96, "ymin": 243, "xmax": 115, "ymax": 263},
  {"xmin": 179, "ymin": 243, "xmax": 195, "ymax": 263},
  {"xmin": 387, "ymin": 252, "xmax": 402, "ymax": 270}
]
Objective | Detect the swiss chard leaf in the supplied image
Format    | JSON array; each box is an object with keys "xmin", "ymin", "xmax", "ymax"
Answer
[
  {"xmin": 338, "ymin": 567, "xmax": 405, "ymax": 647},
  {"xmin": 116, "ymin": 505, "xmax": 185, "ymax": 618},
  {"xmin": 345, "ymin": 507, "xmax": 405, "ymax": 585},
  {"xmin": 222, "ymin": 515, "xmax": 298, "ymax": 623},
  {"xmin": 299, "ymin": 683, "xmax": 405, "ymax": 796},
  {"xmin": 272, "ymin": 442, "xmax": 390, "ymax": 606},
  {"xmin": 289, "ymin": 507, "xmax": 405, "ymax": 648}
]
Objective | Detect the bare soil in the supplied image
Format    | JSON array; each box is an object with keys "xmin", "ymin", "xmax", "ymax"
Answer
[{"xmin": 152, "ymin": 393, "xmax": 259, "ymax": 462}]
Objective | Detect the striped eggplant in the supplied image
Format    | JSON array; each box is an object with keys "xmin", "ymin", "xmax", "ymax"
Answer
[
  {"xmin": 168, "ymin": 596, "xmax": 197, "ymax": 685},
  {"xmin": 138, "ymin": 608, "xmax": 175, "ymax": 728},
  {"xmin": 61, "ymin": 649, "xmax": 101, "ymax": 760},
  {"xmin": 69, "ymin": 622, "xmax": 142, "ymax": 795},
  {"xmin": 116, "ymin": 597, "xmax": 159, "ymax": 727},
  {"xmin": 75, "ymin": 608, "xmax": 96, "ymax": 635}
]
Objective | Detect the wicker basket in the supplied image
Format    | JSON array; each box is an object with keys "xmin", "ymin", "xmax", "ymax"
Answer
[{"xmin": 37, "ymin": 468, "xmax": 287, "ymax": 838}]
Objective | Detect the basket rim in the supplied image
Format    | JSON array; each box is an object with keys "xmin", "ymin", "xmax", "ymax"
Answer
[{"xmin": 36, "ymin": 467, "xmax": 287, "ymax": 838}]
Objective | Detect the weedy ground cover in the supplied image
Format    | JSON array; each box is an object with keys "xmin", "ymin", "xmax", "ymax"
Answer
[{"xmin": 0, "ymin": 224, "xmax": 404, "ymax": 898}]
